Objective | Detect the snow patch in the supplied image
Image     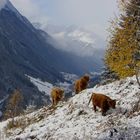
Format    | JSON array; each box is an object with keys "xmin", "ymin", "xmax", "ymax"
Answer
[
  {"xmin": 68, "ymin": 29, "xmax": 95, "ymax": 44},
  {"xmin": 27, "ymin": 75, "xmax": 53, "ymax": 96}
]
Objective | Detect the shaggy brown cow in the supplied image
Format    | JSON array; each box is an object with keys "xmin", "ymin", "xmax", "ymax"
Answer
[
  {"xmin": 88, "ymin": 93, "xmax": 116, "ymax": 116},
  {"xmin": 51, "ymin": 87, "xmax": 64, "ymax": 106},
  {"xmin": 74, "ymin": 75, "xmax": 90, "ymax": 94}
]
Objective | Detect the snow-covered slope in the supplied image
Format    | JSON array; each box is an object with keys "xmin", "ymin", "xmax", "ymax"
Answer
[
  {"xmin": 27, "ymin": 75, "xmax": 53, "ymax": 96},
  {"xmin": 0, "ymin": 76, "xmax": 140, "ymax": 140},
  {"xmin": 27, "ymin": 73, "xmax": 78, "ymax": 100}
]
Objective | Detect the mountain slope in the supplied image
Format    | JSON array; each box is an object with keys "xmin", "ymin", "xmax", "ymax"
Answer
[
  {"xmin": 0, "ymin": 1, "xmax": 66, "ymax": 107},
  {"xmin": 0, "ymin": 76, "xmax": 139, "ymax": 139},
  {"xmin": 0, "ymin": 1, "xmax": 101, "ymax": 107}
]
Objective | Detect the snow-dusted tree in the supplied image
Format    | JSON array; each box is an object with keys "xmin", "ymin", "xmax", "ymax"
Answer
[{"xmin": 105, "ymin": 0, "xmax": 140, "ymax": 86}]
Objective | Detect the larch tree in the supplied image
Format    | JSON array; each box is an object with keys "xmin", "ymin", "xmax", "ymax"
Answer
[
  {"xmin": 105, "ymin": 0, "xmax": 140, "ymax": 85},
  {"xmin": 4, "ymin": 89, "xmax": 23, "ymax": 120}
]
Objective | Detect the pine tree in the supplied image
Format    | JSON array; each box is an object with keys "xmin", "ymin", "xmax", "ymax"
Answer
[
  {"xmin": 105, "ymin": 0, "xmax": 140, "ymax": 85},
  {"xmin": 4, "ymin": 89, "xmax": 23, "ymax": 119}
]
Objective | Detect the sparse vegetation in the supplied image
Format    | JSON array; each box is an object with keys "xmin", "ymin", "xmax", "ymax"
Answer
[
  {"xmin": 127, "ymin": 99, "xmax": 140, "ymax": 117},
  {"xmin": 5, "ymin": 106, "xmax": 56, "ymax": 136},
  {"xmin": 4, "ymin": 89, "xmax": 24, "ymax": 120}
]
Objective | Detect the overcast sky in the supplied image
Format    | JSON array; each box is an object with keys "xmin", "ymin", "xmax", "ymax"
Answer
[{"xmin": 10, "ymin": 0, "xmax": 119, "ymax": 39}]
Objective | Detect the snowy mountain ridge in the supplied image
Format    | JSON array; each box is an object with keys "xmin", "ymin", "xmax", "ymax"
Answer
[
  {"xmin": 34, "ymin": 24, "xmax": 105, "ymax": 57},
  {"xmin": 54, "ymin": 29, "xmax": 95, "ymax": 46},
  {"xmin": 0, "ymin": 76, "xmax": 139, "ymax": 140}
]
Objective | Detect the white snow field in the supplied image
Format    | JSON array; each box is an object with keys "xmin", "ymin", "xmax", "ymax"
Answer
[
  {"xmin": 27, "ymin": 75, "xmax": 53, "ymax": 96},
  {"xmin": 0, "ymin": 76, "xmax": 140, "ymax": 140}
]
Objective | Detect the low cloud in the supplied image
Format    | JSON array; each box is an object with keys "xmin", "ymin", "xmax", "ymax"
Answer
[
  {"xmin": 45, "ymin": 25, "xmax": 105, "ymax": 57},
  {"xmin": 10, "ymin": 0, "xmax": 119, "ymax": 39}
]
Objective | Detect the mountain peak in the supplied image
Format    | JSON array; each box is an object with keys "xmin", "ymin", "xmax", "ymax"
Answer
[
  {"xmin": 3, "ymin": 0, "xmax": 24, "ymax": 19},
  {"xmin": 4, "ymin": 0, "xmax": 17, "ymax": 12},
  {"xmin": 2, "ymin": 0, "xmax": 34, "ymax": 30},
  {"xmin": 0, "ymin": 0, "xmax": 7, "ymax": 10}
]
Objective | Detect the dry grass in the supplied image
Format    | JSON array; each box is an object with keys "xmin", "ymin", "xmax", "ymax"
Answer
[
  {"xmin": 127, "ymin": 99, "xmax": 140, "ymax": 118},
  {"xmin": 5, "ymin": 106, "xmax": 56, "ymax": 137}
]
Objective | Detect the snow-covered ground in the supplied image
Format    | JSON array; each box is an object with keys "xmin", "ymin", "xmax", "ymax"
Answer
[{"xmin": 0, "ymin": 76, "xmax": 140, "ymax": 140}]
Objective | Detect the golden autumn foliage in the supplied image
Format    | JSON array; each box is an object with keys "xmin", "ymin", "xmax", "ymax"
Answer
[{"xmin": 105, "ymin": 0, "xmax": 140, "ymax": 79}]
